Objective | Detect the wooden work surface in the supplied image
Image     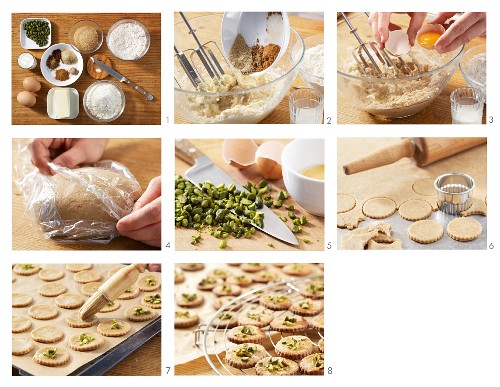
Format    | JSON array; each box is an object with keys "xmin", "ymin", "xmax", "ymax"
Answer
[
  {"xmin": 12, "ymin": 138, "xmax": 161, "ymax": 250},
  {"xmin": 12, "ymin": 13, "xmax": 161, "ymax": 125},
  {"xmin": 337, "ymin": 13, "xmax": 486, "ymax": 124},
  {"xmin": 175, "ymin": 139, "xmax": 324, "ymax": 251},
  {"xmin": 174, "ymin": 13, "xmax": 323, "ymax": 124}
]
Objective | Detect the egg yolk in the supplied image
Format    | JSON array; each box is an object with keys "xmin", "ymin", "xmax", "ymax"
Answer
[{"xmin": 418, "ymin": 32, "xmax": 443, "ymax": 48}]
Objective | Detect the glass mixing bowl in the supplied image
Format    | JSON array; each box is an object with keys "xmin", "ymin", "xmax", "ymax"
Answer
[
  {"xmin": 293, "ymin": 33, "xmax": 324, "ymax": 95},
  {"xmin": 459, "ymin": 43, "xmax": 486, "ymax": 102},
  {"xmin": 337, "ymin": 13, "xmax": 464, "ymax": 118},
  {"xmin": 174, "ymin": 13, "xmax": 305, "ymax": 124}
]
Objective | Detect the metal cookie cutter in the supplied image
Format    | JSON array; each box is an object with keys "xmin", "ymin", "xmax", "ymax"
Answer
[{"xmin": 434, "ymin": 173, "xmax": 475, "ymax": 215}]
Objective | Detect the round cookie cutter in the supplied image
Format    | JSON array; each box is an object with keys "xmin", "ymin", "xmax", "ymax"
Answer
[{"xmin": 434, "ymin": 173, "xmax": 475, "ymax": 215}]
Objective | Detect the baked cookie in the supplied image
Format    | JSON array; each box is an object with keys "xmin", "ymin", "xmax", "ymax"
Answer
[
  {"xmin": 197, "ymin": 276, "xmax": 223, "ymax": 291},
  {"xmin": 38, "ymin": 282, "xmax": 67, "ymax": 297},
  {"xmin": 117, "ymin": 285, "xmax": 140, "ymax": 300},
  {"xmin": 299, "ymin": 282, "xmax": 324, "ymax": 299},
  {"xmin": 225, "ymin": 343, "xmax": 267, "ymax": 369},
  {"xmin": 68, "ymin": 332, "xmax": 104, "ymax": 351},
  {"xmin": 12, "ymin": 315, "xmax": 32, "ymax": 333},
  {"xmin": 33, "ymin": 347, "xmax": 70, "ymax": 366},
  {"xmin": 176, "ymin": 292, "xmax": 204, "ymax": 308},
  {"xmin": 310, "ymin": 315, "xmax": 324, "ymax": 332},
  {"xmin": 318, "ymin": 337, "xmax": 324, "ymax": 353},
  {"xmin": 237, "ymin": 308, "xmax": 274, "ymax": 328},
  {"xmin": 300, "ymin": 353, "xmax": 325, "ymax": 375},
  {"xmin": 12, "ymin": 293, "xmax": 33, "ymax": 307},
  {"xmin": 179, "ymin": 263, "xmax": 204, "ymax": 271},
  {"xmin": 38, "ymin": 268, "xmax": 64, "ymax": 282},
  {"xmin": 241, "ymin": 263, "xmax": 266, "ymax": 273},
  {"xmin": 137, "ymin": 272, "xmax": 162, "ymax": 292},
  {"xmin": 142, "ymin": 293, "xmax": 162, "ymax": 309},
  {"xmin": 398, "ymin": 199, "xmax": 433, "ymax": 221},
  {"xmin": 12, "ymin": 337, "xmax": 34, "ymax": 356},
  {"xmin": 362, "ymin": 197, "xmax": 397, "ymax": 219},
  {"xmin": 55, "ymin": 293, "xmax": 85, "ymax": 309},
  {"xmin": 211, "ymin": 311, "xmax": 239, "ymax": 328},
  {"xmin": 212, "ymin": 296, "xmax": 243, "ymax": 311},
  {"xmin": 275, "ymin": 335, "xmax": 314, "ymax": 360},
  {"xmin": 28, "ymin": 304, "xmax": 59, "ymax": 320},
  {"xmin": 227, "ymin": 325, "xmax": 266, "ymax": 344},
  {"xmin": 253, "ymin": 271, "xmax": 279, "ymax": 283},
  {"xmin": 211, "ymin": 268, "xmax": 231, "ymax": 279},
  {"xmin": 213, "ymin": 284, "xmax": 242, "ymax": 297},
  {"xmin": 12, "ymin": 274, "xmax": 16, "ymax": 283},
  {"xmin": 124, "ymin": 306, "xmax": 156, "ymax": 322},
  {"xmin": 65, "ymin": 312, "xmax": 98, "ymax": 328},
  {"xmin": 97, "ymin": 319, "xmax": 131, "ymax": 337},
  {"xmin": 255, "ymin": 357, "xmax": 300, "ymax": 376},
  {"xmin": 289, "ymin": 299, "xmax": 324, "ymax": 317},
  {"xmin": 174, "ymin": 270, "xmax": 185, "ymax": 284},
  {"xmin": 259, "ymin": 293, "xmax": 292, "ymax": 310},
  {"xmin": 338, "ymin": 193, "xmax": 356, "ymax": 214},
  {"xmin": 31, "ymin": 325, "xmax": 64, "ymax": 343},
  {"xmin": 282, "ymin": 263, "xmax": 312, "ymax": 277},
  {"xmin": 73, "ymin": 270, "xmax": 101, "ymax": 284},
  {"xmin": 408, "ymin": 219, "xmax": 443, "ymax": 244},
  {"xmin": 65, "ymin": 264, "xmax": 92, "ymax": 272},
  {"xmin": 80, "ymin": 281, "xmax": 102, "ymax": 297},
  {"xmin": 99, "ymin": 300, "xmax": 121, "ymax": 313},
  {"xmin": 270, "ymin": 314, "xmax": 308, "ymax": 333},
  {"xmin": 174, "ymin": 310, "xmax": 199, "ymax": 328},
  {"xmin": 13, "ymin": 264, "xmax": 41, "ymax": 276},
  {"xmin": 227, "ymin": 274, "xmax": 253, "ymax": 287},
  {"xmin": 447, "ymin": 217, "xmax": 482, "ymax": 241}
]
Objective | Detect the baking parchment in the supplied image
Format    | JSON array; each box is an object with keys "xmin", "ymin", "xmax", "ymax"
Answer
[{"xmin": 11, "ymin": 264, "xmax": 162, "ymax": 376}]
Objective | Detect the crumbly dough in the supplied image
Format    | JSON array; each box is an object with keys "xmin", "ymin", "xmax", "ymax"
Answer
[
  {"xmin": 460, "ymin": 197, "xmax": 487, "ymax": 217},
  {"xmin": 398, "ymin": 199, "xmax": 433, "ymax": 221},
  {"xmin": 362, "ymin": 197, "xmax": 397, "ymax": 219},
  {"xmin": 340, "ymin": 221, "xmax": 395, "ymax": 250},
  {"xmin": 367, "ymin": 239, "xmax": 403, "ymax": 250},
  {"xmin": 408, "ymin": 220, "xmax": 444, "ymax": 244},
  {"xmin": 337, "ymin": 193, "xmax": 356, "ymax": 213},
  {"xmin": 447, "ymin": 217, "xmax": 482, "ymax": 242}
]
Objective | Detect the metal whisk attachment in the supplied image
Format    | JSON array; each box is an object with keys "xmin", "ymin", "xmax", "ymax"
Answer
[
  {"xmin": 341, "ymin": 12, "xmax": 422, "ymax": 77},
  {"xmin": 174, "ymin": 12, "xmax": 230, "ymax": 88}
]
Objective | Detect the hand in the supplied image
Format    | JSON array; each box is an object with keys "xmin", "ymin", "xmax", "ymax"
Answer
[
  {"xmin": 117, "ymin": 176, "xmax": 161, "ymax": 248},
  {"xmin": 430, "ymin": 12, "xmax": 486, "ymax": 53},
  {"xmin": 147, "ymin": 263, "xmax": 161, "ymax": 272},
  {"xmin": 369, "ymin": 12, "xmax": 428, "ymax": 48},
  {"xmin": 28, "ymin": 138, "xmax": 108, "ymax": 175}
]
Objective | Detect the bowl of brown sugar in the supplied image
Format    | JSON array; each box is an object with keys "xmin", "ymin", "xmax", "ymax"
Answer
[{"xmin": 69, "ymin": 20, "xmax": 103, "ymax": 54}]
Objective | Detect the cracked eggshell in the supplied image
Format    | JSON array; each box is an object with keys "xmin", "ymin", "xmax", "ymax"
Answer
[
  {"xmin": 222, "ymin": 139, "xmax": 258, "ymax": 169},
  {"xmin": 416, "ymin": 24, "xmax": 445, "ymax": 49},
  {"xmin": 255, "ymin": 141, "xmax": 285, "ymax": 180},
  {"xmin": 385, "ymin": 29, "xmax": 411, "ymax": 56}
]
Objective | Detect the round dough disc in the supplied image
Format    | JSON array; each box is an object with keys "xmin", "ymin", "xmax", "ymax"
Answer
[
  {"xmin": 337, "ymin": 194, "xmax": 356, "ymax": 213},
  {"xmin": 447, "ymin": 217, "xmax": 482, "ymax": 241},
  {"xmin": 398, "ymin": 199, "xmax": 433, "ymax": 221},
  {"xmin": 412, "ymin": 178, "xmax": 436, "ymax": 196},
  {"xmin": 408, "ymin": 219, "xmax": 444, "ymax": 244},
  {"xmin": 362, "ymin": 197, "xmax": 397, "ymax": 219}
]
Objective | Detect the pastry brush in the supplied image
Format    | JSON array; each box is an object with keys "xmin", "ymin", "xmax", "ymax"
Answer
[{"xmin": 79, "ymin": 264, "xmax": 146, "ymax": 321}]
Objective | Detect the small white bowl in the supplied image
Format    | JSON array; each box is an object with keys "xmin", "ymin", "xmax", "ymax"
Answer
[
  {"xmin": 41, "ymin": 43, "xmax": 83, "ymax": 86},
  {"xmin": 281, "ymin": 139, "xmax": 325, "ymax": 216},
  {"xmin": 47, "ymin": 88, "xmax": 79, "ymax": 119},
  {"xmin": 20, "ymin": 18, "xmax": 51, "ymax": 49}
]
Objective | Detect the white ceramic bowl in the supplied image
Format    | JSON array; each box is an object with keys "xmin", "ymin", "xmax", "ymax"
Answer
[
  {"xmin": 40, "ymin": 43, "xmax": 83, "ymax": 86},
  {"xmin": 281, "ymin": 139, "xmax": 325, "ymax": 216}
]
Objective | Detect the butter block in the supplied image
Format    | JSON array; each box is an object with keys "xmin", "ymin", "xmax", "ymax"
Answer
[{"xmin": 53, "ymin": 88, "xmax": 71, "ymax": 119}]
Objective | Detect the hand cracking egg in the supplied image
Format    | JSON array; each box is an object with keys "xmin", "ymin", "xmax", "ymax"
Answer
[
  {"xmin": 416, "ymin": 24, "xmax": 445, "ymax": 49},
  {"xmin": 385, "ymin": 29, "xmax": 411, "ymax": 57}
]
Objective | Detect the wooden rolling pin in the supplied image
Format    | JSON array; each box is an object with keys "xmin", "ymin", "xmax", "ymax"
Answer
[{"xmin": 343, "ymin": 137, "xmax": 486, "ymax": 175}]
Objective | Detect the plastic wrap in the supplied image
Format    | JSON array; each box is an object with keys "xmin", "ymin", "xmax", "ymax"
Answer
[{"xmin": 14, "ymin": 144, "xmax": 142, "ymax": 244}]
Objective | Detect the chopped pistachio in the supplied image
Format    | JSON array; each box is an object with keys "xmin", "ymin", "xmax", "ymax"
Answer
[
  {"xmin": 267, "ymin": 243, "xmax": 275, "ymax": 248},
  {"xmin": 110, "ymin": 319, "xmax": 121, "ymax": 330},
  {"xmin": 133, "ymin": 307, "xmax": 151, "ymax": 316},
  {"xmin": 282, "ymin": 316, "xmax": 297, "ymax": 326},
  {"xmin": 144, "ymin": 293, "xmax": 161, "ymax": 304},
  {"xmin": 43, "ymin": 348, "xmax": 57, "ymax": 358},
  {"xmin": 219, "ymin": 239, "xmax": 227, "ymax": 249},
  {"xmin": 302, "ymin": 238, "xmax": 311, "ymax": 244},
  {"xmin": 182, "ymin": 293, "xmax": 197, "ymax": 302},
  {"xmin": 235, "ymin": 343, "xmax": 256, "ymax": 361},
  {"xmin": 145, "ymin": 278, "xmax": 157, "ymax": 286},
  {"xmin": 77, "ymin": 333, "xmax": 95, "ymax": 346},
  {"xmin": 20, "ymin": 264, "xmax": 35, "ymax": 270},
  {"xmin": 175, "ymin": 311, "xmax": 190, "ymax": 318}
]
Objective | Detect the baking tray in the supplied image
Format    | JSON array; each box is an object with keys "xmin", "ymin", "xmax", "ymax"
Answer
[
  {"xmin": 337, "ymin": 211, "xmax": 487, "ymax": 250},
  {"xmin": 13, "ymin": 316, "xmax": 161, "ymax": 376}
]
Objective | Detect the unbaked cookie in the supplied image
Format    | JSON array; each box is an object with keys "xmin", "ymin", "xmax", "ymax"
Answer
[
  {"xmin": 255, "ymin": 357, "xmax": 300, "ymax": 376},
  {"xmin": 13, "ymin": 264, "xmax": 41, "ymax": 276},
  {"xmin": 65, "ymin": 312, "xmax": 98, "ymax": 328},
  {"xmin": 68, "ymin": 332, "xmax": 104, "ymax": 351},
  {"xmin": 227, "ymin": 325, "xmax": 266, "ymax": 344},
  {"xmin": 174, "ymin": 310, "xmax": 200, "ymax": 328},
  {"xmin": 65, "ymin": 264, "xmax": 92, "ymax": 272},
  {"xmin": 12, "ymin": 315, "xmax": 32, "ymax": 333},
  {"xmin": 362, "ymin": 197, "xmax": 397, "ymax": 219},
  {"xmin": 412, "ymin": 178, "xmax": 436, "ymax": 196},
  {"xmin": 237, "ymin": 308, "xmax": 274, "ymax": 328},
  {"xmin": 38, "ymin": 268, "xmax": 64, "ymax": 282},
  {"xmin": 97, "ymin": 319, "xmax": 131, "ymax": 337},
  {"xmin": 31, "ymin": 325, "xmax": 64, "ymax": 343},
  {"xmin": 175, "ymin": 292, "xmax": 204, "ymax": 308},
  {"xmin": 259, "ymin": 293, "xmax": 292, "ymax": 310},
  {"xmin": 33, "ymin": 347, "xmax": 70, "ymax": 366},
  {"xmin": 12, "ymin": 293, "xmax": 33, "ymax": 307},
  {"xmin": 337, "ymin": 211, "xmax": 365, "ymax": 230},
  {"xmin": 337, "ymin": 193, "xmax": 356, "ymax": 213},
  {"xmin": 275, "ymin": 335, "xmax": 314, "ymax": 360},
  {"xmin": 408, "ymin": 220, "xmax": 443, "ymax": 244},
  {"xmin": 80, "ymin": 281, "xmax": 102, "ymax": 297},
  {"xmin": 99, "ymin": 300, "xmax": 121, "ymax": 313},
  {"xmin": 73, "ymin": 270, "xmax": 101, "ymax": 284},
  {"xmin": 124, "ymin": 306, "xmax": 156, "ymax": 322},
  {"xmin": 225, "ymin": 343, "xmax": 267, "ymax": 369},
  {"xmin": 137, "ymin": 272, "xmax": 161, "ymax": 291},
  {"xmin": 12, "ymin": 337, "xmax": 34, "ymax": 356},
  {"xmin": 300, "ymin": 353, "xmax": 325, "ymax": 375},
  {"xmin": 142, "ymin": 293, "xmax": 162, "ymax": 309},
  {"xmin": 55, "ymin": 293, "xmax": 85, "ymax": 309},
  {"xmin": 108, "ymin": 265, "xmax": 125, "ymax": 278},
  {"xmin": 447, "ymin": 217, "xmax": 482, "ymax": 241},
  {"xmin": 117, "ymin": 285, "xmax": 140, "ymax": 300},
  {"xmin": 289, "ymin": 299, "xmax": 324, "ymax": 317},
  {"xmin": 398, "ymin": 199, "xmax": 433, "ymax": 221},
  {"xmin": 28, "ymin": 304, "xmax": 59, "ymax": 320},
  {"xmin": 270, "ymin": 313, "xmax": 308, "ymax": 333},
  {"xmin": 38, "ymin": 282, "xmax": 67, "ymax": 297}
]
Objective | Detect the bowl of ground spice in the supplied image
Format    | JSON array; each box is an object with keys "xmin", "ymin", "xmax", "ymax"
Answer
[
  {"xmin": 69, "ymin": 20, "xmax": 103, "ymax": 54},
  {"xmin": 41, "ymin": 43, "xmax": 83, "ymax": 86}
]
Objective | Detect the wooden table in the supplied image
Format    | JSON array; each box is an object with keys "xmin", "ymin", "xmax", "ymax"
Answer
[
  {"xmin": 337, "ymin": 13, "xmax": 486, "ymax": 124},
  {"xmin": 12, "ymin": 138, "xmax": 161, "ymax": 250},
  {"xmin": 12, "ymin": 13, "xmax": 161, "ymax": 125},
  {"xmin": 175, "ymin": 139, "xmax": 324, "ymax": 251},
  {"xmin": 174, "ymin": 13, "xmax": 323, "ymax": 124}
]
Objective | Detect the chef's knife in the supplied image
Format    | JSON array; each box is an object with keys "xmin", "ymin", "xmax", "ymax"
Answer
[
  {"xmin": 91, "ymin": 57, "xmax": 154, "ymax": 101},
  {"xmin": 175, "ymin": 139, "xmax": 299, "ymax": 245}
]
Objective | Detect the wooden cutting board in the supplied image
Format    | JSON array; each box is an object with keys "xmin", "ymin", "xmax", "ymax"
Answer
[
  {"xmin": 175, "ymin": 139, "xmax": 324, "ymax": 251},
  {"xmin": 174, "ymin": 13, "xmax": 324, "ymax": 124},
  {"xmin": 12, "ymin": 13, "xmax": 161, "ymax": 125},
  {"xmin": 12, "ymin": 138, "xmax": 161, "ymax": 250}
]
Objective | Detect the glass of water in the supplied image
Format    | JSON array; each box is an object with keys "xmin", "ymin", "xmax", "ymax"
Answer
[
  {"xmin": 450, "ymin": 87, "xmax": 485, "ymax": 124},
  {"xmin": 289, "ymin": 88, "xmax": 324, "ymax": 124}
]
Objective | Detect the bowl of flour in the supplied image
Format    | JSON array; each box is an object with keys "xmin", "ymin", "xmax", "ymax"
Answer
[
  {"xmin": 83, "ymin": 80, "xmax": 125, "ymax": 122},
  {"xmin": 294, "ymin": 33, "xmax": 324, "ymax": 95},
  {"xmin": 107, "ymin": 18, "xmax": 150, "ymax": 61},
  {"xmin": 459, "ymin": 44, "xmax": 486, "ymax": 103}
]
